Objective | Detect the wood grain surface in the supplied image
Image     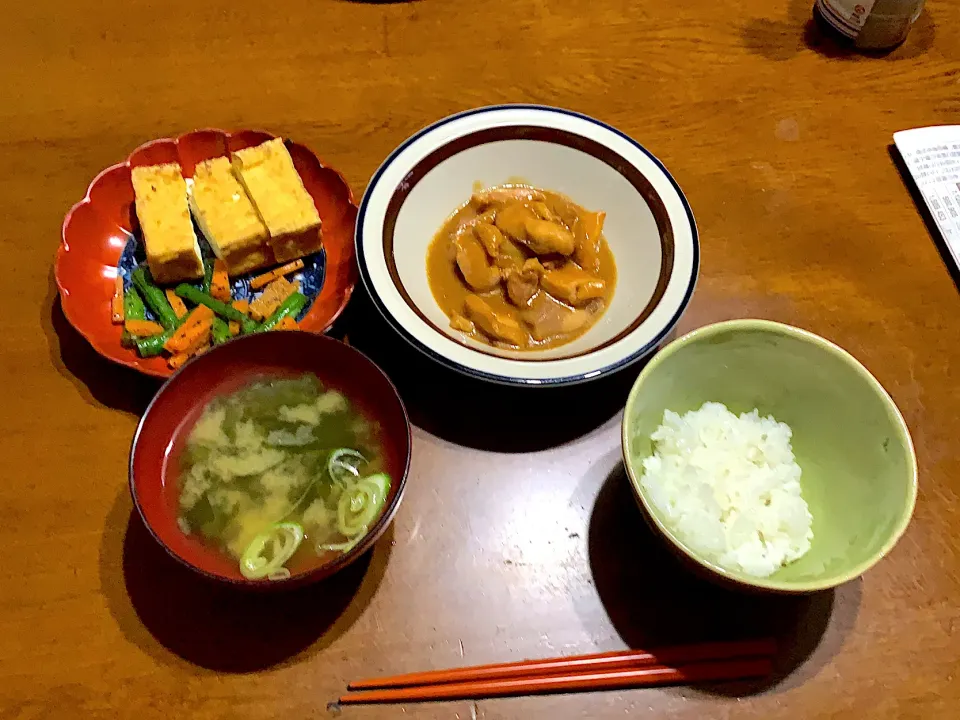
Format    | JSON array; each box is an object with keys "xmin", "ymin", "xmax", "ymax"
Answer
[{"xmin": 3, "ymin": 0, "xmax": 959, "ymax": 718}]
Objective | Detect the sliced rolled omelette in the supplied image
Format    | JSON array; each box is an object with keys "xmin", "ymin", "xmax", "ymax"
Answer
[
  {"xmin": 188, "ymin": 157, "xmax": 273, "ymax": 275},
  {"xmin": 131, "ymin": 163, "xmax": 204, "ymax": 284},
  {"xmin": 231, "ymin": 139, "xmax": 323, "ymax": 264}
]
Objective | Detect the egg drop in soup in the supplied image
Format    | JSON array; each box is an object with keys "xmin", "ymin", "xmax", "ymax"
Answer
[{"xmin": 175, "ymin": 374, "xmax": 391, "ymax": 581}]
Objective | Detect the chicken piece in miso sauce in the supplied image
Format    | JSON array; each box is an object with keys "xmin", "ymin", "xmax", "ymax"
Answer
[{"xmin": 426, "ymin": 185, "xmax": 617, "ymax": 350}]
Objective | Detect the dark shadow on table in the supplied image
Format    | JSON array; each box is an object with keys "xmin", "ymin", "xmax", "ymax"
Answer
[
  {"xmin": 888, "ymin": 144, "xmax": 960, "ymax": 294},
  {"xmin": 343, "ymin": 286, "xmax": 656, "ymax": 453},
  {"xmin": 99, "ymin": 489, "xmax": 389, "ymax": 673},
  {"xmin": 42, "ymin": 267, "xmax": 159, "ymax": 416},
  {"xmin": 741, "ymin": 0, "xmax": 935, "ymax": 62},
  {"xmin": 586, "ymin": 464, "xmax": 860, "ymax": 696}
]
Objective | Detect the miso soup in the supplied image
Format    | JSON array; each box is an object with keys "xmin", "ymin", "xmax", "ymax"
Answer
[{"xmin": 176, "ymin": 373, "xmax": 391, "ymax": 580}]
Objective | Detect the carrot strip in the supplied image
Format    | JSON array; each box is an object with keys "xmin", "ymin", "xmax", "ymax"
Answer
[
  {"xmin": 165, "ymin": 289, "xmax": 188, "ymax": 318},
  {"xmin": 167, "ymin": 352, "xmax": 191, "ymax": 370},
  {"xmin": 167, "ymin": 333, "xmax": 210, "ymax": 370},
  {"xmin": 250, "ymin": 259, "xmax": 305, "ymax": 290},
  {"xmin": 163, "ymin": 305, "xmax": 214, "ymax": 353},
  {"xmin": 249, "ymin": 270, "xmax": 279, "ymax": 291},
  {"xmin": 282, "ymin": 258, "xmax": 305, "ymax": 274},
  {"xmin": 165, "ymin": 318, "xmax": 212, "ymax": 355},
  {"xmin": 124, "ymin": 319, "xmax": 165, "ymax": 337},
  {"xmin": 249, "ymin": 277, "xmax": 299, "ymax": 321},
  {"xmin": 228, "ymin": 320, "xmax": 240, "ymax": 336},
  {"xmin": 231, "ymin": 299, "xmax": 250, "ymax": 316},
  {"xmin": 176, "ymin": 304, "xmax": 213, "ymax": 331},
  {"xmin": 181, "ymin": 322, "xmax": 213, "ymax": 355},
  {"xmin": 210, "ymin": 259, "xmax": 231, "ymax": 302},
  {"xmin": 111, "ymin": 276, "xmax": 124, "ymax": 324},
  {"xmin": 276, "ymin": 316, "xmax": 298, "ymax": 330}
]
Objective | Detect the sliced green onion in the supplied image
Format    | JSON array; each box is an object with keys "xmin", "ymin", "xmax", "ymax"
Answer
[
  {"xmin": 336, "ymin": 473, "xmax": 391, "ymax": 538},
  {"xmin": 239, "ymin": 522, "xmax": 304, "ymax": 580},
  {"xmin": 317, "ymin": 535, "xmax": 364, "ymax": 554},
  {"xmin": 327, "ymin": 448, "xmax": 366, "ymax": 485}
]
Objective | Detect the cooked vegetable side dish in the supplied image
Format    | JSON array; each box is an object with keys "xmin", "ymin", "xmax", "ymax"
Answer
[
  {"xmin": 176, "ymin": 374, "xmax": 392, "ymax": 580},
  {"xmin": 111, "ymin": 138, "xmax": 324, "ymax": 369},
  {"xmin": 426, "ymin": 185, "xmax": 617, "ymax": 350}
]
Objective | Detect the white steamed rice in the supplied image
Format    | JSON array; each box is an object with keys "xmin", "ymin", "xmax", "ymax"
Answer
[{"xmin": 639, "ymin": 402, "xmax": 813, "ymax": 578}]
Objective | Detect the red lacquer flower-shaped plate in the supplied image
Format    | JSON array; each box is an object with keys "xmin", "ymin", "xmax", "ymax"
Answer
[{"xmin": 56, "ymin": 129, "xmax": 359, "ymax": 378}]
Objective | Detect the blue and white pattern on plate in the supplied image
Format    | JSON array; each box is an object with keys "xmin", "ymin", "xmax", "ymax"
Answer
[{"xmin": 117, "ymin": 228, "xmax": 325, "ymax": 323}]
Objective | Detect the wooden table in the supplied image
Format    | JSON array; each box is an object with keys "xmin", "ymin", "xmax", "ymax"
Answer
[{"xmin": 4, "ymin": 0, "xmax": 959, "ymax": 717}]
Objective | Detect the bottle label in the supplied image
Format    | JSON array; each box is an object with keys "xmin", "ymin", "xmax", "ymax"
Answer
[{"xmin": 816, "ymin": 0, "xmax": 878, "ymax": 38}]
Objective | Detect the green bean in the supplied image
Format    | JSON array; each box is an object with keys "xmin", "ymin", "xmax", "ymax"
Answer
[
  {"xmin": 124, "ymin": 286, "xmax": 147, "ymax": 320},
  {"xmin": 119, "ymin": 287, "xmax": 147, "ymax": 348},
  {"xmin": 174, "ymin": 284, "xmax": 258, "ymax": 333},
  {"xmin": 212, "ymin": 316, "xmax": 231, "ymax": 345},
  {"xmin": 256, "ymin": 292, "xmax": 308, "ymax": 332},
  {"xmin": 131, "ymin": 267, "xmax": 179, "ymax": 330},
  {"xmin": 135, "ymin": 328, "xmax": 174, "ymax": 357}
]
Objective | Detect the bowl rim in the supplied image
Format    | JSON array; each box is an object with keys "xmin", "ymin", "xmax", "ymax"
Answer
[
  {"xmin": 620, "ymin": 318, "xmax": 919, "ymax": 593},
  {"xmin": 128, "ymin": 331, "xmax": 412, "ymax": 590},
  {"xmin": 356, "ymin": 103, "xmax": 700, "ymax": 387}
]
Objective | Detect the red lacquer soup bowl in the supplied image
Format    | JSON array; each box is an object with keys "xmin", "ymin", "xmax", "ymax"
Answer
[{"xmin": 129, "ymin": 331, "xmax": 411, "ymax": 590}]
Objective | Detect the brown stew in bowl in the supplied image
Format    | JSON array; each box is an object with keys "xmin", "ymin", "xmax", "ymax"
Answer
[{"xmin": 426, "ymin": 185, "xmax": 617, "ymax": 351}]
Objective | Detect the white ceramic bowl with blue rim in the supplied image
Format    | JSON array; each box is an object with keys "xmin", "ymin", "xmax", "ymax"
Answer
[{"xmin": 356, "ymin": 105, "xmax": 699, "ymax": 386}]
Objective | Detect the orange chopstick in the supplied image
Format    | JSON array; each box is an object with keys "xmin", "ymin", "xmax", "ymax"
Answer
[
  {"xmin": 339, "ymin": 658, "xmax": 773, "ymax": 704},
  {"xmin": 348, "ymin": 638, "xmax": 775, "ymax": 690}
]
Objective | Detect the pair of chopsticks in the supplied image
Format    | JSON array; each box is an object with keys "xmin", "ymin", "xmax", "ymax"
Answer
[{"xmin": 339, "ymin": 638, "xmax": 776, "ymax": 704}]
